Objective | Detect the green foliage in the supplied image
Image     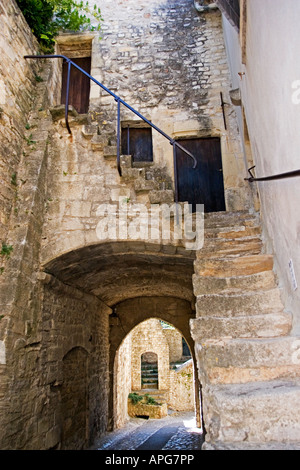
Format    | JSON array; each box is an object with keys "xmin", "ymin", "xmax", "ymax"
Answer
[
  {"xmin": 16, "ymin": 0, "xmax": 103, "ymax": 52},
  {"xmin": 11, "ymin": 173, "xmax": 17, "ymax": 186},
  {"xmin": 144, "ymin": 394, "xmax": 160, "ymax": 406},
  {"xmin": 128, "ymin": 392, "xmax": 161, "ymax": 406},
  {"xmin": 128, "ymin": 392, "xmax": 144, "ymax": 405},
  {"xmin": 0, "ymin": 243, "xmax": 13, "ymax": 259}
]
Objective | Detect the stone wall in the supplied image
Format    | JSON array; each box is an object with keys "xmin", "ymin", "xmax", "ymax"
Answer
[
  {"xmin": 0, "ymin": 0, "xmax": 39, "ymax": 244},
  {"xmin": 86, "ymin": 0, "xmax": 252, "ymax": 211},
  {"xmin": 163, "ymin": 327, "xmax": 185, "ymax": 363},
  {"xmin": 39, "ymin": 276, "xmax": 111, "ymax": 450},
  {"xmin": 169, "ymin": 360, "xmax": 195, "ymax": 411},
  {"xmin": 113, "ymin": 333, "xmax": 132, "ymax": 430}
]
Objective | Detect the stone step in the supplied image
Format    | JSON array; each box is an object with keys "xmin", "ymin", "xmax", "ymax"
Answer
[
  {"xmin": 121, "ymin": 167, "xmax": 146, "ymax": 180},
  {"xmin": 82, "ymin": 124, "xmax": 98, "ymax": 140},
  {"xmin": 196, "ymin": 288, "xmax": 284, "ymax": 317},
  {"xmin": 132, "ymin": 161, "xmax": 154, "ymax": 168},
  {"xmin": 148, "ymin": 189, "xmax": 174, "ymax": 204},
  {"xmin": 120, "ymin": 154, "xmax": 132, "ymax": 168},
  {"xmin": 142, "ymin": 383, "xmax": 158, "ymax": 390},
  {"xmin": 196, "ymin": 336, "xmax": 300, "ymax": 384},
  {"xmin": 103, "ymin": 145, "xmax": 118, "ymax": 159},
  {"xmin": 142, "ymin": 378, "xmax": 158, "ymax": 385},
  {"xmin": 91, "ymin": 134, "xmax": 108, "ymax": 151},
  {"xmin": 134, "ymin": 177, "xmax": 158, "ymax": 192},
  {"xmin": 194, "ymin": 254, "xmax": 274, "ymax": 278},
  {"xmin": 192, "ymin": 270, "xmax": 277, "ymax": 296},
  {"xmin": 191, "ymin": 311, "xmax": 292, "ymax": 341},
  {"xmin": 204, "ymin": 379, "xmax": 300, "ymax": 443},
  {"xmin": 204, "ymin": 211, "xmax": 259, "ymax": 228},
  {"xmin": 141, "ymin": 363, "xmax": 158, "ymax": 370},
  {"xmin": 142, "ymin": 372, "xmax": 158, "ymax": 378},
  {"xmin": 204, "ymin": 225, "xmax": 261, "ymax": 240},
  {"xmin": 199, "ymin": 237, "xmax": 263, "ymax": 258}
]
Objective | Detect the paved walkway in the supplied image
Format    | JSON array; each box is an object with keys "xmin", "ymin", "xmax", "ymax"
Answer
[{"xmin": 90, "ymin": 411, "xmax": 204, "ymax": 451}]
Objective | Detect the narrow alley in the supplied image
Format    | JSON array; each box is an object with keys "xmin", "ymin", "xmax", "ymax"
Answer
[{"xmin": 90, "ymin": 411, "xmax": 204, "ymax": 451}]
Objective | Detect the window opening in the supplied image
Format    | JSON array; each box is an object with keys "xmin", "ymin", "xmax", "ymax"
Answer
[{"xmin": 121, "ymin": 127, "xmax": 153, "ymax": 163}]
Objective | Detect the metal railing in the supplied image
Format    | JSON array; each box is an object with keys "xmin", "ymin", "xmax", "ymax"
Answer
[
  {"xmin": 245, "ymin": 166, "xmax": 300, "ymax": 183},
  {"xmin": 24, "ymin": 54, "xmax": 197, "ymax": 195}
]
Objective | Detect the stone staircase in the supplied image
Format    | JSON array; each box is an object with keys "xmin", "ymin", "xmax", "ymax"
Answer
[
  {"xmin": 81, "ymin": 118, "xmax": 175, "ymax": 205},
  {"xmin": 50, "ymin": 107, "xmax": 176, "ymax": 206},
  {"xmin": 191, "ymin": 211, "xmax": 300, "ymax": 449},
  {"xmin": 141, "ymin": 362, "xmax": 159, "ymax": 390}
]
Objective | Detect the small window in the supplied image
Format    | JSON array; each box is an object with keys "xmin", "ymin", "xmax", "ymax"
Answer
[{"xmin": 121, "ymin": 127, "xmax": 153, "ymax": 163}]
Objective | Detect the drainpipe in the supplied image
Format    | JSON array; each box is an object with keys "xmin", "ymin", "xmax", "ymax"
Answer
[{"xmin": 194, "ymin": 1, "xmax": 218, "ymax": 13}]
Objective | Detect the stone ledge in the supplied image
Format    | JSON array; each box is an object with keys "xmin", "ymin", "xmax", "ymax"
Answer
[{"xmin": 128, "ymin": 399, "xmax": 168, "ymax": 419}]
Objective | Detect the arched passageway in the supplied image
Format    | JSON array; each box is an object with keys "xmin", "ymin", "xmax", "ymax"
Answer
[
  {"xmin": 113, "ymin": 317, "xmax": 198, "ymax": 431},
  {"xmin": 42, "ymin": 241, "xmax": 201, "ymax": 448}
]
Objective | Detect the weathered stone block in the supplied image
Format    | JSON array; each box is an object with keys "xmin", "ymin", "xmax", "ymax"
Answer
[
  {"xmin": 149, "ymin": 190, "xmax": 174, "ymax": 204},
  {"xmin": 203, "ymin": 380, "xmax": 300, "ymax": 444},
  {"xmin": 192, "ymin": 270, "xmax": 276, "ymax": 296},
  {"xmin": 191, "ymin": 311, "xmax": 292, "ymax": 341},
  {"xmin": 194, "ymin": 254, "xmax": 274, "ymax": 278},
  {"xmin": 194, "ymin": 336, "xmax": 300, "ymax": 384},
  {"xmin": 196, "ymin": 288, "xmax": 284, "ymax": 317},
  {"xmin": 91, "ymin": 134, "xmax": 107, "ymax": 151}
]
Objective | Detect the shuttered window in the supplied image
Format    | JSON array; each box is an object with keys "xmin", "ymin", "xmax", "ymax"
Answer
[{"xmin": 216, "ymin": 0, "xmax": 240, "ymax": 31}]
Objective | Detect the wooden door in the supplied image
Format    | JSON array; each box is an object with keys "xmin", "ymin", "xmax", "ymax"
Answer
[
  {"xmin": 61, "ymin": 57, "xmax": 91, "ymax": 114},
  {"xmin": 176, "ymin": 137, "xmax": 225, "ymax": 213},
  {"xmin": 121, "ymin": 127, "xmax": 153, "ymax": 163}
]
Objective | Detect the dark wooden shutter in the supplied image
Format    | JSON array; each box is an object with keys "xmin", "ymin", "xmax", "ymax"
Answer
[
  {"xmin": 121, "ymin": 127, "xmax": 153, "ymax": 163},
  {"xmin": 61, "ymin": 57, "xmax": 91, "ymax": 114},
  {"xmin": 216, "ymin": 0, "xmax": 240, "ymax": 31}
]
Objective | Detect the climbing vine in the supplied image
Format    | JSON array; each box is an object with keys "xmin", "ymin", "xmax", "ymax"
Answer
[{"xmin": 16, "ymin": 0, "xmax": 103, "ymax": 52}]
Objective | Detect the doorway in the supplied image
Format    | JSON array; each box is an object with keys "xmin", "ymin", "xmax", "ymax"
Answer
[
  {"xmin": 61, "ymin": 57, "xmax": 91, "ymax": 114},
  {"xmin": 175, "ymin": 137, "xmax": 226, "ymax": 213},
  {"xmin": 141, "ymin": 352, "xmax": 159, "ymax": 390}
]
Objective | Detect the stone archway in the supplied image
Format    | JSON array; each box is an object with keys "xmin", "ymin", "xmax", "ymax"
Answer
[
  {"xmin": 42, "ymin": 241, "xmax": 202, "ymax": 440},
  {"xmin": 113, "ymin": 316, "xmax": 198, "ymax": 430},
  {"xmin": 109, "ymin": 298, "xmax": 201, "ymax": 431}
]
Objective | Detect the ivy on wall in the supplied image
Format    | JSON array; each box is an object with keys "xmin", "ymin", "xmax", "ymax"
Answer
[{"xmin": 16, "ymin": 0, "xmax": 103, "ymax": 51}]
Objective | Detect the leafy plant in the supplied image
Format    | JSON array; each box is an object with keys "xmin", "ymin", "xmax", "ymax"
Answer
[
  {"xmin": 128, "ymin": 392, "xmax": 161, "ymax": 406},
  {"xmin": 11, "ymin": 173, "xmax": 17, "ymax": 187},
  {"xmin": 24, "ymin": 134, "xmax": 37, "ymax": 146},
  {"xmin": 144, "ymin": 394, "xmax": 160, "ymax": 406},
  {"xmin": 16, "ymin": 0, "xmax": 103, "ymax": 52},
  {"xmin": 0, "ymin": 243, "xmax": 13, "ymax": 259},
  {"xmin": 128, "ymin": 392, "xmax": 144, "ymax": 405}
]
